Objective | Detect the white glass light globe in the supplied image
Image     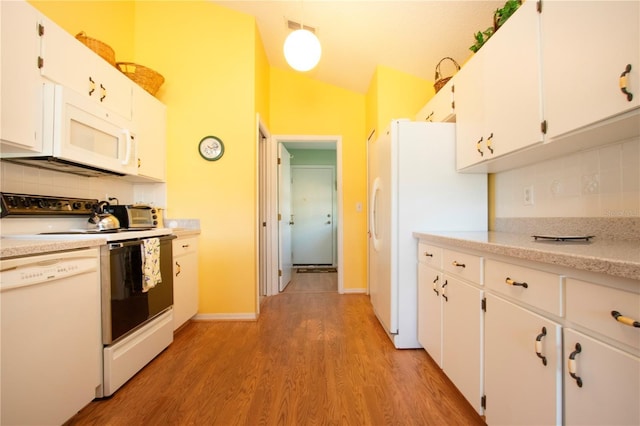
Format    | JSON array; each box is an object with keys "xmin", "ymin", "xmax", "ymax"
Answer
[{"xmin": 283, "ymin": 29, "xmax": 321, "ymax": 72}]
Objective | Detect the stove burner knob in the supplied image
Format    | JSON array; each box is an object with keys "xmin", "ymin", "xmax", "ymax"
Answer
[
  {"xmin": 37, "ymin": 199, "xmax": 49, "ymax": 209},
  {"xmin": 84, "ymin": 202, "xmax": 93, "ymax": 210},
  {"xmin": 8, "ymin": 197, "xmax": 19, "ymax": 208},
  {"xmin": 21, "ymin": 197, "xmax": 32, "ymax": 208},
  {"xmin": 72, "ymin": 201, "xmax": 82, "ymax": 210}
]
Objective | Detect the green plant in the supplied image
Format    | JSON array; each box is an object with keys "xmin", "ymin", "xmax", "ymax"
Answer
[
  {"xmin": 469, "ymin": 0, "xmax": 521, "ymax": 53},
  {"xmin": 470, "ymin": 27, "xmax": 494, "ymax": 53},
  {"xmin": 495, "ymin": 0, "xmax": 521, "ymax": 28}
]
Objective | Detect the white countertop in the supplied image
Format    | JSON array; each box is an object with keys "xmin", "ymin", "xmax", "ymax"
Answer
[{"xmin": 413, "ymin": 230, "xmax": 640, "ymax": 281}]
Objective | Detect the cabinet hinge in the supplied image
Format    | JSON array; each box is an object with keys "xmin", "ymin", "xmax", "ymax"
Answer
[
  {"xmin": 451, "ymin": 100, "xmax": 455, "ymax": 110},
  {"xmin": 451, "ymin": 84, "xmax": 455, "ymax": 94},
  {"xmin": 37, "ymin": 56, "xmax": 44, "ymax": 69},
  {"xmin": 481, "ymin": 395, "xmax": 487, "ymax": 409},
  {"xmin": 278, "ymin": 213, "xmax": 282, "ymax": 221},
  {"xmin": 537, "ymin": 0, "xmax": 542, "ymax": 13},
  {"xmin": 481, "ymin": 297, "xmax": 487, "ymax": 312},
  {"xmin": 277, "ymin": 157, "xmax": 281, "ymax": 165},
  {"xmin": 278, "ymin": 269, "xmax": 282, "ymax": 277},
  {"xmin": 541, "ymin": 120, "xmax": 548, "ymax": 134},
  {"xmin": 37, "ymin": 23, "xmax": 45, "ymax": 37}
]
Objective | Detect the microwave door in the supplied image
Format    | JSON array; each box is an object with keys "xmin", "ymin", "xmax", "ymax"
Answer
[{"xmin": 54, "ymin": 86, "xmax": 137, "ymax": 176}]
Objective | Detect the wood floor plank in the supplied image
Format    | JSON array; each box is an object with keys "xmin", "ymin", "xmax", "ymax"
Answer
[{"xmin": 65, "ymin": 275, "xmax": 485, "ymax": 426}]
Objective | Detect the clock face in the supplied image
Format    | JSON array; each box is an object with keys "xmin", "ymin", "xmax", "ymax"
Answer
[{"xmin": 198, "ymin": 136, "xmax": 224, "ymax": 161}]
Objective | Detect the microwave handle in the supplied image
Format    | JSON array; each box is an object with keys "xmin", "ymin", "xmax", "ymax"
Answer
[{"xmin": 122, "ymin": 129, "xmax": 133, "ymax": 166}]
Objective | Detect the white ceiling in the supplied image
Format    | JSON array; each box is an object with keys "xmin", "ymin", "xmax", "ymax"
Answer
[{"xmin": 212, "ymin": 1, "xmax": 504, "ymax": 94}]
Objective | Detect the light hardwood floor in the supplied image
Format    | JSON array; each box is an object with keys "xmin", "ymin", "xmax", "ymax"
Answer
[{"xmin": 65, "ymin": 272, "xmax": 485, "ymax": 426}]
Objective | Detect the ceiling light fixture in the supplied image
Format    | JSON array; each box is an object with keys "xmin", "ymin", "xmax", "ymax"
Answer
[{"xmin": 284, "ymin": 29, "xmax": 321, "ymax": 72}]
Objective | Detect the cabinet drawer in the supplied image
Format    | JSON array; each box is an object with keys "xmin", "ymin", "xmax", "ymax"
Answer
[
  {"xmin": 485, "ymin": 259, "xmax": 563, "ymax": 316},
  {"xmin": 443, "ymin": 249, "xmax": 482, "ymax": 284},
  {"xmin": 418, "ymin": 242, "xmax": 442, "ymax": 268},
  {"xmin": 173, "ymin": 237, "xmax": 198, "ymax": 257},
  {"xmin": 566, "ymin": 278, "xmax": 640, "ymax": 351}
]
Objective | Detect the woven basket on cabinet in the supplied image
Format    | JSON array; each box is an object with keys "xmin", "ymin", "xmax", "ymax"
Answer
[
  {"xmin": 116, "ymin": 62, "xmax": 165, "ymax": 96},
  {"xmin": 433, "ymin": 57, "xmax": 460, "ymax": 93},
  {"xmin": 75, "ymin": 32, "xmax": 116, "ymax": 66}
]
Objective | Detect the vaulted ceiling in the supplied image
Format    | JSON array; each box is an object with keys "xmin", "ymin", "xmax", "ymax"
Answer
[{"xmin": 213, "ymin": 1, "xmax": 504, "ymax": 93}]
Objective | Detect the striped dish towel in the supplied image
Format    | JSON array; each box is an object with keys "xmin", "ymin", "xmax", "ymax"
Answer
[{"xmin": 141, "ymin": 237, "xmax": 162, "ymax": 292}]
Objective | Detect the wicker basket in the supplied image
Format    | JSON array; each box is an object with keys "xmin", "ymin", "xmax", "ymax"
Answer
[
  {"xmin": 75, "ymin": 32, "xmax": 116, "ymax": 66},
  {"xmin": 433, "ymin": 57, "xmax": 460, "ymax": 93},
  {"xmin": 116, "ymin": 62, "xmax": 165, "ymax": 96}
]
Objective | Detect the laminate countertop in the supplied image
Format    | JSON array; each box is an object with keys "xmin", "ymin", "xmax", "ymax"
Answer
[
  {"xmin": 413, "ymin": 231, "xmax": 640, "ymax": 281},
  {"xmin": 0, "ymin": 237, "xmax": 105, "ymax": 259}
]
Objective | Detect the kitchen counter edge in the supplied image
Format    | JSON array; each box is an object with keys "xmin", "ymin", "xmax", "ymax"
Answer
[
  {"xmin": 0, "ymin": 238, "xmax": 105, "ymax": 259},
  {"xmin": 413, "ymin": 231, "xmax": 640, "ymax": 281}
]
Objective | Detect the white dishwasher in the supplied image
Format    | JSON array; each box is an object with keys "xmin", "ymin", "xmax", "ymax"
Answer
[{"xmin": 1, "ymin": 247, "xmax": 102, "ymax": 426}]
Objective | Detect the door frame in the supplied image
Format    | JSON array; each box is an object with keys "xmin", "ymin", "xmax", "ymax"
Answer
[{"xmin": 267, "ymin": 134, "xmax": 344, "ymax": 295}]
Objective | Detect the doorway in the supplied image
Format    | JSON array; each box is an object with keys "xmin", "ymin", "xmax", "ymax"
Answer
[
  {"xmin": 291, "ymin": 165, "xmax": 336, "ymax": 266},
  {"xmin": 264, "ymin": 135, "xmax": 344, "ymax": 296}
]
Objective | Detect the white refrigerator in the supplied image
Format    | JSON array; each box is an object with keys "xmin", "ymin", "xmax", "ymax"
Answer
[{"xmin": 368, "ymin": 119, "xmax": 487, "ymax": 348}]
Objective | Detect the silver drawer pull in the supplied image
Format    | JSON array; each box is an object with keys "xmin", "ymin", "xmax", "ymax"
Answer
[
  {"xmin": 611, "ymin": 310, "xmax": 640, "ymax": 328},
  {"xmin": 505, "ymin": 277, "xmax": 528, "ymax": 288},
  {"xmin": 452, "ymin": 261, "xmax": 466, "ymax": 268}
]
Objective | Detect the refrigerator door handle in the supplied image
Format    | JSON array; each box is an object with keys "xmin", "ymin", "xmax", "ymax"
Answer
[{"xmin": 370, "ymin": 177, "xmax": 382, "ymax": 251}]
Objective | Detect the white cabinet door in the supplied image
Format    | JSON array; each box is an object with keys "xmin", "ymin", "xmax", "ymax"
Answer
[
  {"xmin": 485, "ymin": 294, "xmax": 562, "ymax": 426},
  {"xmin": 131, "ymin": 84, "xmax": 166, "ymax": 181},
  {"xmin": 564, "ymin": 328, "xmax": 640, "ymax": 426},
  {"xmin": 455, "ymin": 49, "xmax": 486, "ymax": 170},
  {"xmin": 442, "ymin": 275, "xmax": 484, "ymax": 414},
  {"xmin": 0, "ymin": 0, "xmax": 44, "ymax": 153},
  {"xmin": 415, "ymin": 78, "xmax": 455, "ymax": 123},
  {"xmin": 39, "ymin": 18, "xmax": 132, "ymax": 120},
  {"xmin": 172, "ymin": 236, "xmax": 199, "ymax": 331},
  {"xmin": 481, "ymin": 0, "xmax": 543, "ymax": 159},
  {"xmin": 418, "ymin": 263, "xmax": 443, "ymax": 367},
  {"xmin": 456, "ymin": 0, "xmax": 543, "ymax": 171},
  {"xmin": 541, "ymin": 1, "xmax": 640, "ymax": 140}
]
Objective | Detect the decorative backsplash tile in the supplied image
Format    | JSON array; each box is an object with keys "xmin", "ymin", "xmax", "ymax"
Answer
[{"xmin": 494, "ymin": 138, "xmax": 640, "ymax": 218}]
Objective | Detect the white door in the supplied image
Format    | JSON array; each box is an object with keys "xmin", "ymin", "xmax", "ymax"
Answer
[
  {"xmin": 291, "ymin": 166, "xmax": 334, "ymax": 265},
  {"xmin": 278, "ymin": 144, "xmax": 293, "ymax": 291}
]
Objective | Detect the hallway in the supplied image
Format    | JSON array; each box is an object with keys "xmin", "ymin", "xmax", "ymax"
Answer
[{"xmin": 66, "ymin": 291, "xmax": 484, "ymax": 425}]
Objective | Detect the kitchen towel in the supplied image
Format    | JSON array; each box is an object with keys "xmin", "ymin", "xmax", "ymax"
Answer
[{"xmin": 141, "ymin": 237, "xmax": 162, "ymax": 292}]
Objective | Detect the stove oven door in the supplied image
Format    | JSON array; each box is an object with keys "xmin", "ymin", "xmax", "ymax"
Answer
[{"xmin": 102, "ymin": 235, "xmax": 174, "ymax": 344}]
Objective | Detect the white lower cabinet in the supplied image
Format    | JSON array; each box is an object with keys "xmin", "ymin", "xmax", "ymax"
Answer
[
  {"xmin": 172, "ymin": 236, "xmax": 199, "ymax": 330},
  {"xmin": 418, "ymin": 263, "xmax": 442, "ymax": 366},
  {"xmin": 442, "ymin": 275, "xmax": 484, "ymax": 415},
  {"xmin": 417, "ymin": 237, "xmax": 639, "ymax": 425},
  {"xmin": 563, "ymin": 328, "xmax": 639, "ymax": 426},
  {"xmin": 484, "ymin": 294, "xmax": 562, "ymax": 426}
]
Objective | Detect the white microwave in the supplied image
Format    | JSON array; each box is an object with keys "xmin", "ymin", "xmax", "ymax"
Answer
[{"xmin": 2, "ymin": 84, "xmax": 137, "ymax": 177}]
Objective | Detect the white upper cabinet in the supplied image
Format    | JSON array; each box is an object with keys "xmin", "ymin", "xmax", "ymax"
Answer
[
  {"xmin": 415, "ymin": 77, "xmax": 456, "ymax": 123},
  {"xmin": 0, "ymin": 1, "xmax": 45, "ymax": 153},
  {"xmin": 541, "ymin": 0, "xmax": 640, "ymax": 141},
  {"xmin": 128, "ymin": 84, "xmax": 167, "ymax": 182},
  {"xmin": 39, "ymin": 17, "xmax": 132, "ymax": 120},
  {"xmin": 456, "ymin": 0, "xmax": 543, "ymax": 171}
]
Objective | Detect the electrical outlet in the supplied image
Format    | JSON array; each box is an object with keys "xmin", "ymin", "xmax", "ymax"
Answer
[{"xmin": 523, "ymin": 185, "xmax": 534, "ymax": 206}]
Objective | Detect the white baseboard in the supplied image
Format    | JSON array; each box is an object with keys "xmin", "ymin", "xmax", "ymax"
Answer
[
  {"xmin": 194, "ymin": 313, "xmax": 258, "ymax": 321},
  {"xmin": 341, "ymin": 288, "xmax": 367, "ymax": 294}
]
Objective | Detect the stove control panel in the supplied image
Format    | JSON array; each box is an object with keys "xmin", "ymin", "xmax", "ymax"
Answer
[{"xmin": 0, "ymin": 193, "xmax": 98, "ymax": 217}]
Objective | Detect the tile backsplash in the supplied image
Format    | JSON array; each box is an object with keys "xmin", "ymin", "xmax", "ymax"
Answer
[
  {"xmin": 0, "ymin": 161, "xmax": 165, "ymax": 206},
  {"xmin": 494, "ymin": 138, "xmax": 640, "ymax": 218}
]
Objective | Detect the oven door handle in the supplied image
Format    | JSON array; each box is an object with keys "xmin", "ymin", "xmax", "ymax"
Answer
[{"xmin": 108, "ymin": 234, "xmax": 175, "ymax": 250}]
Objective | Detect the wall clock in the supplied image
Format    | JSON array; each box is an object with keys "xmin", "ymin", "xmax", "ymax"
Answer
[{"xmin": 198, "ymin": 136, "xmax": 225, "ymax": 161}]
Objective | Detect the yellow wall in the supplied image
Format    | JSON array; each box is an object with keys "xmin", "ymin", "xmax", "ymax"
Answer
[
  {"xmin": 30, "ymin": 0, "xmax": 135, "ymax": 61},
  {"xmin": 132, "ymin": 1, "xmax": 260, "ymax": 315},
  {"xmin": 365, "ymin": 65, "xmax": 432, "ymax": 140},
  {"xmin": 270, "ymin": 67, "xmax": 368, "ymax": 291}
]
